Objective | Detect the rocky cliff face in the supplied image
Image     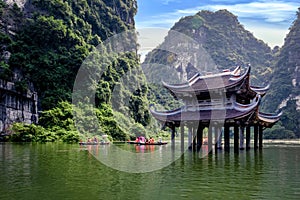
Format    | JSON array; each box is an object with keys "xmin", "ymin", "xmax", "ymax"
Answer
[
  {"xmin": 263, "ymin": 8, "xmax": 300, "ymax": 112},
  {"xmin": 0, "ymin": 0, "xmax": 139, "ymax": 132},
  {"xmin": 260, "ymin": 8, "xmax": 300, "ymax": 138},
  {"xmin": 0, "ymin": 79, "xmax": 38, "ymax": 132}
]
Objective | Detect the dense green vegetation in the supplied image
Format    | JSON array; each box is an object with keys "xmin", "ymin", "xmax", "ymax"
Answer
[
  {"xmin": 7, "ymin": 0, "xmax": 137, "ymax": 109},
  {"xmin": 1, "ymin": 0, "xmax": 162, "ymax": 142},
  {"xmin": 1, "ymin": 1, "xmax": 300, "ymax": 141},
  {"xmin": 144, "ymin": 10, "xmax": 274, "ymax": 86},
  {"xmin": 262, "ymin": 8, "xmax": 300, "ymax": 138}
]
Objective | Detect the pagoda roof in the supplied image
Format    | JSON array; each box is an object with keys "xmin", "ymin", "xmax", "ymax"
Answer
[
  {"xmin": 256, "ymin": 111, "xmax": 282, "ymax": 128},
  {"xmin": 250, "ymin": 84, "xmax": 270, "ymax": 97},
  {"xmin": 237, "ymin": 83, "xmax": 270, "ymax": 100},
  {"xmin": 150, "ymin": 94, "xmax": 261, "ymax": 126},
  {"xmin": 162, "ymin": 65, "xmax": 250, "ymax": 94}
]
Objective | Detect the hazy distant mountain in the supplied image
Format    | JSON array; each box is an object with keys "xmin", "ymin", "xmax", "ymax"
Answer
[{"xmin": 143, "ymin": 9, "xmax": 274, "ymax": 86}]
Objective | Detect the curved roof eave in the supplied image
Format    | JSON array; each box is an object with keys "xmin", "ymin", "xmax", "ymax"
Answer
[
  {"xmin": 149, "ymin": 94, "xmax": 261, "ymax": 122},
  {"xmin": 250, "ymin": 84, "xmax": 270, "ymax": 96},
  {"xmin": 257, "ymin": 111, "xmax": 282, "ymax": 124},
  {"xmin": 162, "ymin": 65, "xmax": 251, "ymax": 94},
  {"xmin": 228, "ymin": 65, "xmax": 251, "ymax": 82}
]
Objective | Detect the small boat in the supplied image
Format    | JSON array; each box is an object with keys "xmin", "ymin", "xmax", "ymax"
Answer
[
  {"xmin": 127, "ymin": 141, "xmax": 168, "ymax": 145},
  {"xmin": 79, "ymin": 142, "xmax": 110, "ymax": 145}
]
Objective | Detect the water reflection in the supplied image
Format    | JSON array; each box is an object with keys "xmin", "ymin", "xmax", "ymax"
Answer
[
  {"xmin": 85, "ymin": 142, "xmax": 186, "ymax": 173},
  {"xmin": 134, "ymin": 144, "xmax": 156, "ymax": 153},
  {"xmin": 0, "ymin": 143, "xmax": 299, "ymax": 199}
]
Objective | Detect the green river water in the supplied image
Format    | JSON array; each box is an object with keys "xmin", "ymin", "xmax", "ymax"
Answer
[{"xmin": 0, "ymin": 142, "xmax": 299, "ymax": 200}]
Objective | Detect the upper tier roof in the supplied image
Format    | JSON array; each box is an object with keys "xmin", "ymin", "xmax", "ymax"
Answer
[
  {"xmin": 162, "ymin": 65, "xmax": 269, "ymax": 100},
  {"xmin": 162, "ymin": 65, "xmax": 250, "ymax": 94}
]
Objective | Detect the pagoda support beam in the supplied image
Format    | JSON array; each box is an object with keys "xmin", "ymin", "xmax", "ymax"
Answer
[
  {"xmin": 180, "ymin": 124, "xmax": 184, "ymax": 152},
  {"xmin": 192, "ymin": 125, "xmax": 196, "ymax": 150},
  {"xmin": 239, "ymin": 126, "xmax": 245, "ymax": 150},
  {"xmin": 259, "ymin": 125, "xmax": 263, "ymax": 149},
  {"xmin": 215, "ymin": 126, "xmax": 222, "ymax": 150},
  {"xmin": 208, "ymin": 126, "xmax": 213, "ymax": 153},
  {"xmin": 197, "ymin": 125, "xmax": 203, "ymax": 150},
  {"xmin": 254, "ymin": 125, "xmax": 258, "ymax": 149},
  {"xmin": 224, "ymin": 125, "xmax": 230, "ymax": 152},
  {"xmin": 246, "ymin": 126, "xmax": 251, "ymax": 150},
  {"xmin": 234, "ymin": 124, "xmax": 239, "ymax": 153},
  {"xmin": 171, "ymin": 126, "xmax": 175, "ymax": 146},
  {"xmin": 188, "ymin": 126, "xmax": 192, "ymax": 149}
]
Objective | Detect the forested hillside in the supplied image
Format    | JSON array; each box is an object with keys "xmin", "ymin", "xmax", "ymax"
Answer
[
  {"xmin": 263, "ymin": 8, "xmax": 300, "ymax": 139},
  {"xmin": 1, "ymin": 1, "xmax": 299, "ymax": 141},
  {"xmin": 143, "ymin": 10, "xmax": 274, "ymax": 86},
  {"xmin": 0, "ymin": 0, "xmax": 153, "ymax": 142}
]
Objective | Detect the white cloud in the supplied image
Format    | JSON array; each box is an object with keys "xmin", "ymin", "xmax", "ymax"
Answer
[
  {"xmin": 162, "ymin": 0, "xmax": 181, "ymax": 5},
  {"xmin": 200, "ymin": 1, "xmax": 298, "ymax": 23},
  {"xmin": 139, "ymin": 1, "xmax": 299, "ymax": 27},
  {"xmin": 246, "ymin": 22, "xmax": 290, "ymax": 47},
  {"xmin": 136, "ymin": 0, "xmax": 300, "ymax": 47}
]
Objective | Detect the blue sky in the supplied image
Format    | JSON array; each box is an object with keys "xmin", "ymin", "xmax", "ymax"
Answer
[{"xmin": 135, "ymin": 0, "xmax": 300, "ymax": 48}]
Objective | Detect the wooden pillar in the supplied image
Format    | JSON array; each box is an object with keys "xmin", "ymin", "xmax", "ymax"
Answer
[
  {"xmin": 208, "ymin": 126, "xmax": 213, "ymax": 153},
  {"xmin": 224, "ymin": 125, "xmax": 230, "ymax": 152},
  {"xmin": 192, "ymin": 126, "xmax": 196, "ymax": 150},
  {"xmin": 259, "ymin": 125, "xmax": 263, "ymax": 149},
  {"xmin": 188, "ymin": 126, "xmax": 192, "ymax": 149},
  {"xmin": 234, "ymin": 124, "xmax": 239, "ymax": 153},
  {"xmin": 239, "ymin": 126, "xmax": 245, "ymax": 150},
  {"xmin": 246, "ymin": 126, "xmax": 251, "ymax": 150},
  {"xmin": 180, "ymin": 124, "xmax": 184, "ymax": 152},
  {"xmin": 254, "ymin": 124, "xmax": 258, "ymax": 149},
  {"xmin": 215, "ymin": 126, "xmax": 222, "ymax": 150},
  {"xmin": 197, "ymin": 125, "xmax": 203, "ymax": 149},
  {"xmin": 171, "ymin": 126, "xmax": 175, "ymax": 146}
]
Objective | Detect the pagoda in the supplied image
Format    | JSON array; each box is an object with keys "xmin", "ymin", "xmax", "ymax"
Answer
[{"xmin": 150, "ymin": 65, "xmax": 281, "ymax": 152}]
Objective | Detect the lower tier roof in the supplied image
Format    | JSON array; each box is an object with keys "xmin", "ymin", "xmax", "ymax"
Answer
[{"xmin": 150, "ymin": 95, "xmax": 281, "ymax": 128}]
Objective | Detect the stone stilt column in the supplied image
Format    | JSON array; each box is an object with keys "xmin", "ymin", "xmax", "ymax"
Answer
[
  {"xmin": 224, "ymin": 125, "xmax": 230, "ymax": 152},
  {"xmin": 254, "ymin": 124, "xmax": 258, "ymax": 149},
  {"xmin": 234, "ymin": 124, "xmax": 239, "ymax": 153},
  {"xmin": 246, "ymin": 126, "xmax": 251, "ymax": 150},
  {"xmin": 219, "ymin": 129, "xmax": 223, "ymax": 149},
  {"xmin": 239, "ymin": 126, "xmax": 245, "ymax": 150},
  {"xmin": 180, "ymin": 124, "xmax": 184, "ymax": 152},
  {"xmin": 192, "ymin": 126, "xmax": 196, "ymax": 150},
  {"xmin": 215, "ymin": 126, "xmax": 222, "ymax": 150},
  {"xmin": 197, "ymin": 125, "xmax": 203, "ymax": 149},
  {"xmin": 208, "ymin": 126, "xmax": 213, "ymax": 153},
  {"xmin": 171, "ymin": 126, "xmax": 175, "ymax": 146},
  {"xmin": 259, "ymin": 125, "xmax": 263, "ymax": 149},
  {"xmin": 188, "ymin": 126, "xmax": 192, "ymax": 149}
]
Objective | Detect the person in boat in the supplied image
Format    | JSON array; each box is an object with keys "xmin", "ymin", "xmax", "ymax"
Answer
[
  {"xmin": 141, "ymin": 136, "xmax": 146, "ymax": 143},
  {"xmin": 87, "ymin": 138, "xmax": 92, "ymax": 143},
  {"xmin": 149, "ymin": 137, "xmax": 155, "ymax": 144},
  {"xmin": 93, "ymin": 136, "xmax": 98, "ymax": 143},
  {"xmin": 135, "ymin": 137, "xmax": 139, "ymax": 143},
  {"xmin": 158, "ymin": 137, "xmax": 162, "ymax": 143}
]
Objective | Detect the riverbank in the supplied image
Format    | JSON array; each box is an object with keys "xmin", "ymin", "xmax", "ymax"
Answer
[{"xmin": 263, "ymin": 139, "xmax": 300, "ymax": 145}]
